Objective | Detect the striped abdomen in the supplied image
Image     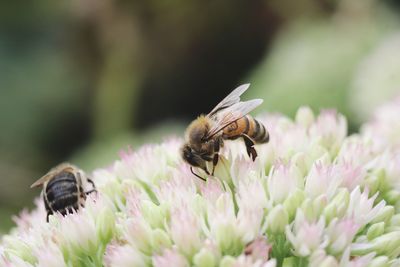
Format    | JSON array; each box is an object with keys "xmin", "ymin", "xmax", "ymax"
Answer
[
  {"xmin": 44, "ymin": 172, "xmax": 84, "ymax": 216},
  {"xmin": 222, "ymin": 115, "xmax": 269, "ymax": 143}
]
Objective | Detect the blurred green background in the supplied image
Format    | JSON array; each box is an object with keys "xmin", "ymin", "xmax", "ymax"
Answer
[{"xmin": 0, "ymin": 0, "xmax": 400, "ymax": 232}]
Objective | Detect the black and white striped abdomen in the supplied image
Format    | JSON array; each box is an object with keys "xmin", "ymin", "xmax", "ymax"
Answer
[{"xmin": 44, "ymin": 172, "xmax": 83, "ymax": 215}]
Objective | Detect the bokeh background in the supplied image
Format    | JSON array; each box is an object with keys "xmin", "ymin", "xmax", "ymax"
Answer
[{"xmin": 1, "ymin": 0, "xmax": 400, "ymax": 232}]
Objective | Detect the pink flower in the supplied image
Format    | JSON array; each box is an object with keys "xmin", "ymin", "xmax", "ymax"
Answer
[
  {"xmin": 169, "ymin": 206, "xmax": 202, "ymax": 257},
  {"xmin": 340, "ymin": 248, "xmax": 375, "ymax": 267},
  {"xmin": 326, "ymin": 218, "xmax": 360, "ymax": 254},
  {"xmin": 361, "ymin": 96, "xmax": 400, "ymax": 150},
  {"xmin": 309, "ymin": 110, "xmax": 347, "ymax": 153},
  {"xmin": 305, "ymin": 161, "xmax": 340, "ymax": 199},
  {"xmin": 286, "ymin": 210, "xmax": 327, "ymax": 256},
  {"xmin": 104, "ymin": 243, "xmax": 147, "ymax": 267},
  {"xmin": 33, "ymin": 241, "xmax": 66, "ymax": 267},
  {"xmin": 346, "ymin": 187, "xmax": 385, "ymax": 227},
  {"xmin": 200, "ymin": 178, "xmax": 225, "ymax": 204},
  {"xmin": 267, "ymin": 161, "xmax": 303, "ymax": 204},
  {"xmin": 153, "ymin": 248, "xmax": 189, "ymax": 267},
  {"xmin": 334, "ymin": 161, "xmax": 365, "ymax": 191}
]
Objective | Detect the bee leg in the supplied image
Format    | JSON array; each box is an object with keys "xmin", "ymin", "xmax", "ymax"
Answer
[
  {"xmin": 85, "ymin": 189, "xmax": 97, "ymax": 195},
  {"xmin": 211, "ymin": 138, "xmax": 221, "ymax": 176},
  {"xmin": 241, "ymin": 134, "xmax": 257, "ymax": 161},
  {"xmin": 190, "ymin": 167, "xmax": 206, "ymax": 181},
  {"xmin": 85, "ymin": 178, "xmax": 97, "ymax": 195},
  {"xmin": 46, "ymin": 211, "xmax": 53, "ymax": 222},
  {"xmin": 87, "ymin": 178, "xmax": 97, "ymax": 190},
  {"xmin": 203, "ymin": 167, "xmax": 211, "ymax": 176},
  {"xmin": 212, "ymin": 154, "xmax": 219, "ymax": 176}
]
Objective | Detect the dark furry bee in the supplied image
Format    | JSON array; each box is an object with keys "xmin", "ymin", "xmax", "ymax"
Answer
[
  {"xmin": 30, "ymin": 163, "xmax": 96, "ymax": 222},
  {"xmin": 181, "ymin": 84, "xmax": 269, "ymax": 180}
]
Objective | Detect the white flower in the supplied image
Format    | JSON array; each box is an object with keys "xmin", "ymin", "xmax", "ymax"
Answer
[
  {"xmin": 309, "ymin": 249, "xmax": 339, "ymax": 267},
  {"xmin": 326, "ymin": 218, "xmax": 360, "ymax": 255},
  {"xmin": 168, "ymin": 205, "xmax": 203, "ymax": 257},
  {"xmin": 267, "ymin": 161, "xmax": 303, "ymax": 204},
  {"xmin": 286, "ymin": 210, "xmax": 327, "ymax": 257},
  {"xmin": 264, "ymin": 205, "xmax": 289, "ymax": 233},
  {"xmin": 309, "ymin": 110, "xmax": 347, "ymax": 154},
  {"xmin": 346, "ymin": 187, "xmax": 385, "ymax": 227},
  {"xmin": 33, "ymin": 241, "xmax": 67, "ymax": 267},
  {"xmin": 58, "ymin": 211, "xmax": 98, "ymax": 255},
  {"xmin": 153, "ymin": 248, "xmax": 189, "ymax": 267},
  {"xmin": 220, "ymin": 255, "xmax": 276, "ymax": 267},
  {"xmin": 104, "ymin": 243, "xmax": 147, "ymax": 267},
  {"xmin": 305, "ymin": 161, "xmax": 340, "ymax": 199},
  {"xmin": 361, "ymin": 94, "xmax": 400, "ymax": 150},
  {"xmin": 205, "ymin": 193, "xmax": 244, "ymax": 255},
  {"xmin": 340, "ymin": 248, "xmax": 375, "ymax": 267}
]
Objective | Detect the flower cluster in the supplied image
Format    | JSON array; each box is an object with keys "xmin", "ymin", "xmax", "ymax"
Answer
[{"xmin": 2, "ymin": 100, "xmax": 400, "ymax": 267}]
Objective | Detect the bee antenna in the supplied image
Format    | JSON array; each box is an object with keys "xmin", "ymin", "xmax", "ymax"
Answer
[{"xmin": 190, "ymin": 167, "xmax": 206, "ymax": 181}]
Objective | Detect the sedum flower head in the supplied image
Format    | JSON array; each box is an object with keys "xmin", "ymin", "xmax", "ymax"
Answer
[{"xmin": 3, "ymin": 99, "xmax": 400, "ymax": 266}]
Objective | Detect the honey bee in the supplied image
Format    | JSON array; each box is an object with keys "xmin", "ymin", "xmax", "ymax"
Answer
[
  {"xmin": 30, "ymin": 163, "xmax": 96, "ymax": 222},
  {"xmin": 181, "ymin": 84, "xmax": 269, "ymax": 180}
]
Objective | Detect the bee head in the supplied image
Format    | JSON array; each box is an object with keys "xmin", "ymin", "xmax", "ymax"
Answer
[{"xmin": 181, "ymin": 144, "xmax": 207, "ymax": 169}]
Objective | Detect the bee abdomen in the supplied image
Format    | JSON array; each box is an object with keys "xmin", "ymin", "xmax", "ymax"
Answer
[
  {"xmin": 247, "ymin": 116, "xmax": 269, "ymax": 144},
  {"xmin": 44, "ymin": 172, "xmax": 81, "ymax": 214},
  {"xmin": 50, "ymin": 194, "xmax": 79, "ymax": 214}
]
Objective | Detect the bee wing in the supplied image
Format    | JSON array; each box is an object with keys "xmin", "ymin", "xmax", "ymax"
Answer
[
  {"xmin": 30, "ymin": 174, "xmax": 52, "ymax": 188},
  {"xmin": 205, "ymin": 98, "xmax": 263, "ymax": 139},
  {"xmin": 207, "ymin": 84, "xmax": 250, "ymax": 117},
  {"xmin": 30, "ymin": 163, "xmax": 76, "ymax": 188}
]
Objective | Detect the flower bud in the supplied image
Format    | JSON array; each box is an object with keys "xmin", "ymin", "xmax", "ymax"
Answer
[
  {"xmin": 2, "ymin": 236, "xmax": 35, "ymax": 265},
  {"xmin": 141, "ymin": 200, "xmax": 167, "ymax": 229},
  {"xmin": 295, "ymin": 106, "xmax": 315, "ymax": 128},
  {"xmin": 312, "ymin": 195, "xmax": 327, "ymax": 218},
  {"xmin": 367, "ymin": 222, "xmax": 385, "ymax": 240},
  {"xmin": 193, "ymin": 248, "xmax": 216, "ymax": 267},
  {"xmin": 151, "ymin": 229, "xmax": 172, "ymax": 253},
  {"xmin": 283, "ymin": 189, "xmax": 305, "ymax": 220},
  {"xmin": 389, "ymin": 259, "xmax": 400, "ymax": 266},
  {"xmin": 265, "ymin": 205, "xmax": 289, "ymax": 233},
  {"xmin": 368, "ymin": 256, "xmax": 389, "ymax": 267},
  {"xmin": 125, "ymin": 219, "xmax": 153, "ymax": 254},
  {"xmin": 291, "ymin": 152, "xmax": 309, "ymax": 177},
  {"xmin": 301, "ymin": 196, "xmax": 327, "ymax": 221},
  {"xmin": 220, "ymin": 256, "xmax": 236, "ymax": 267},
  {"xmin": 282, "ymin": 257, "xmax": 295, "ymax": 267},
  {"xmin": 390, "ymin": 214, "xmax": 400, "ymax": 227},
  {"xmin": 319, "ymin": 256, "xmax": 339, "ymax": 267},
  {"xmin": 371, "ymin": 231, "xmax": 400, "ymax": 257},
  {"xmin": 370, "ymin": 206, "xmax": 394, "ymax": 225},
  {"xmin": 96, "ymin": 206, "xmax": 116, "ymax": 244},
  {"xmin": 323, "ymin": 189, "xmax": 349, "ymax": 223},
  {"xmin": 383, "ymin": 190, "xmax": 400, "ymax": 205},
  {"xmin": 364, "ymin": 172, "xmax": 384, "ymax": 196}
]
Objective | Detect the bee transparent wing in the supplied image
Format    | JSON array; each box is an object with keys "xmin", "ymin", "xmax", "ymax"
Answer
[
  {"xmin": 30, "ymin": 162, "xmax": 76, "ymax": 188},
  {"xmin": 30, "ymin": 174, "xmax": 52, "ymax": 188},
  {"xmin": 207, "ymin": 84, "xmax": 250, "ymax": 117},
  {"xmin": 205, "ymin": 98, "xmax": 263, "ymax": 139}
]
